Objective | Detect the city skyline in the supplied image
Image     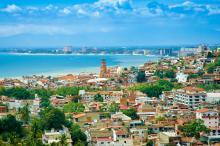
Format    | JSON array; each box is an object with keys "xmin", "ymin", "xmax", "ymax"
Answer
[{"xmin": 0, "ymin": 0, "xmax": 220, "ymax": 47}]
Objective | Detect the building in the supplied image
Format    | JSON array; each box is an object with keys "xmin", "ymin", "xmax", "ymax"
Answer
[
  {"xmin": 63, "ymin": 46, "xmax": 72, "ymax": 54},
  {"xmin": 42, "ymin": 127, "xmax": 72, "ymax": 145},
  {"xmin": 159, "ymin": 48, "xmax": 172, "ymax": 56},
  {"xmin": 158, "ymin": 132, "xmax": 181, "ymax": 146},
  {"xmin": 196, "ymin": 108, "xmax": 220, "ymax": 143},
  {"xmin": 174, "ymin": 87, "xmax": 206, "ymax": 109},
  {"xmin": 99, "ymin": 59, "xmax": 108, "ymax": 78},
  {"xmin": 79, "ymin": 90, "xmax": 123, "ymax": 102},
  {"xmin": 176, "ymin": 72, "xmax": 188, "ymax": 83}
]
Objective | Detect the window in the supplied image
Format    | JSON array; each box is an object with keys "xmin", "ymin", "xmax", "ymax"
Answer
[
  {"xmin": 124, "ymin": 141, "xmax": 127, "ymax": 143},
  {"xmin": 101, "ymin": 142, "xmax": 104, "ymax": 144}
]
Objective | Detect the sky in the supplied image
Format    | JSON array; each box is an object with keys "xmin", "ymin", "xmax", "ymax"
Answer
[{"xmin": 0, "ymin": 0, "xmax": 220, "ymax": 48}]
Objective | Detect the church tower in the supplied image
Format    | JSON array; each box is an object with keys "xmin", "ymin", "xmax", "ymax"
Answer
[{"xmin": 99, "ymin": 59, "xmax": 107, "ymax": 78}]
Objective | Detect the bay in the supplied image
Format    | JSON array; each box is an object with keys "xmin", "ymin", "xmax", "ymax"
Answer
[{"xmin": 0, "ymin": 53, "xmax": 160, "ymax": 78}]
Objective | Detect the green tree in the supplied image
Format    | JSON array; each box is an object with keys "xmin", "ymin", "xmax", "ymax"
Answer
[
  {"xmin": 40, "ymin": 96, "xmax": 51, "ymax": 108},
  {"xmin": 164, "ymin": 70, "xmax": 176, "ymax": 78},
  {"xmin": 30, "ymin": 118, "xmax": 43, "ymax": 139},
  {"xmin": 0, "ymin": 115, "xmax": 23, "ymax": 137},
  {"xmin": 18, "ymin": 104, "xmax": 30, "ymax": 124},
  {"xmin": 1, "ymin": 87, "xmax": 34, "ymax": 99},
  {"xmin": 56, "ymin": 87, "xmax": 81, "ymax": 96},
  {"xmin": 74, "ymin": 140, "xmax": 85, "ymax": 146},
  {"xmin": 40, "ymin": 108, "xmax": 66, "ymax": 130},
  {"xmin": 122, "ymin": 108, "xmax": 138, "ymax": 120},
  {"xmin": 136, "ymin": 71, "xmax": 146, "ymax": 83},
  {"xmin": 108, "ymin": 102, "xmax": 119, "ymax": 113},
  {"xmin": 179, "ymin": 119, "xmax": 210, "ymax": 139},
  {"xmin": 60, "ymin": 134, "xmax": 68, "ymax": 146},
  {"xmin": 207, "ymin": 52, "xmax": 214, "ymax": 58},
  {"xmin": 146, "ymin": 140, "xmax": 154, "ymax": 146},
  {"xmin": 70, "ymin": 124, "xmax": 87, "ymax": 146},
  {"xmin": 63, "ymin": 102, "xmax": 85, "ymax": 113},
  {"xmin": 94, "ymin": 94, "xmax": 103, "ymax": 102}
]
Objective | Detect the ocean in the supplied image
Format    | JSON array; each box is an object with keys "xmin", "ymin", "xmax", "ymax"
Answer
[{"xmin": 0, "ymin": 53, "xmax": 160, "ymax": 78}]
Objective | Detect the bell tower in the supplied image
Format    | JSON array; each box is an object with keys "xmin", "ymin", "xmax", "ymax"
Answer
[{"xmin": 99, "ymin": 59, "xmax": 107, "ymax": 78}]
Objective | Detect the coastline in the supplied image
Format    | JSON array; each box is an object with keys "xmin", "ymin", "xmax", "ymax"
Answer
[
  {"xmin": 0, "ymin": 54, "xmax": 160, "ymax": 79},
  {"xmin": 0, "ymin": 52, "xmax": 156, "ymax": 56}
]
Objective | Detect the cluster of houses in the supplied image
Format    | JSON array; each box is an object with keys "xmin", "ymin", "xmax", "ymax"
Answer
[{"xmin": 0, "ymin": 46, "xmax": 220, "ymax": 146}]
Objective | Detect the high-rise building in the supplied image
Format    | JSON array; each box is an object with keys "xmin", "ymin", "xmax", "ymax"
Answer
[
  {"xmin": 159, "ymin": 48, "xmax": 172, "ymax": 56},
  {"xmin": 99, "ymin": 59, "xmax": 107, "ymax": 78},
  {"xmin": 63, "ymin": 46, "xmax": 72, "ymax": 54}
]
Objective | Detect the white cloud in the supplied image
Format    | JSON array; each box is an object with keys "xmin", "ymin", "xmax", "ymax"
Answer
[
  {"xmin": 60, "ymin": 8, "xmax": 71, "ymax": 15},
  {"xmin": 1, "ymin": 4, "xmax": 21, "ymax": 13},
  {"xmin": 206, "ymin": 5, "xmax": 220, "ymax": 15}
]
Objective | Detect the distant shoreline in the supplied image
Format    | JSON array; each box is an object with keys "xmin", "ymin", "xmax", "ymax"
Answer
[{"xmin": 0, "ymin": 52, "xmax": 157, "ymax": 56}]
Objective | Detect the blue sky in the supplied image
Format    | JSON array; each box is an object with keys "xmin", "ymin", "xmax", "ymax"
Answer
[{"xmin": 0, "ymin": 0, "xmax": 219, "ymax": 47}]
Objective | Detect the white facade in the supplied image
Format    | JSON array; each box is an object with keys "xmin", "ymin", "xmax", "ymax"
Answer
[
  {"xmin": 79, "ymin": 90, "xmax": 123, "ymax": 102},
  {"xmin": 196, "ymin": 109, "xmax": 220, "ymax": 136},
  {"xmin": 42, "ymin": 127, "xmax": 72, "ymax": 145},
  {"xmin": 176, "ymin": 72, "xmax": 188, "ymax": 83},
  {"xmin": 206, "ymin": 93, "xmax": 220, "ymax": 103},
  {"xmin": 174, "ymin": 88, "xmax": 206, "ymax": 109}
]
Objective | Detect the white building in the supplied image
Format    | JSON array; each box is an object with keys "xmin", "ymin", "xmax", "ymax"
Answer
[
  {"xmin": 206, "ymin": 92, "xmax": 220, "ymax": 103},
  {"xmin": 79, "ymin": 90, "xmax": 123, "ymax": 102},
  {"xmin": 42, "ymin": 127, "xmax": 72, "ymax": 145},
  {"xmin": 174, "ymin": 87, "xmax": 206, "ymax": 109},
  {"xmin": 176, "ymin": 72, "xmax": 188, "ymax": 83},
  {"xmin": 111, "ymin": 112, "xmax": 131, "ymax": 121},
  {"xmin": 196, "ymin": 108, "xmax": 220, "ymax": 138}
]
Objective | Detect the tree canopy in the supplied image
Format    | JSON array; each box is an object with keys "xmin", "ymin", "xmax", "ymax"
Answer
[
  {"xmin": 136, "ymin": 71, "xmax": 146, "ymax": 83},
  {"xmin": 129, "ymin": 80, "xmax": 174, "ymax": 98},
  {"xmin": 94, "ymin": 94, "xmax": 104, "ymax": 102},
  {"xmin": 40, "ymin": 107, "xmax": 67, "ymax": 130},
  {"xmin": 179, "ymin": 119, "xmax": 210, "ymax": 139},
  {"xmin": 63, "ymin": 102, "xmax": 85, "ymax": 113},
  {"xmin": 122, "ymin": 108, "xmax": 138, "ymax": 120}
]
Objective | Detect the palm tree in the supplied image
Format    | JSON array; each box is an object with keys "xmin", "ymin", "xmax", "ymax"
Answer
[
  {"xmin": 18, "ymin": 104, "xmax": 30, "ymax": 124},
  {"xmin": 59, "ymin": 134, "xmax": 67, "ymax": 146}
]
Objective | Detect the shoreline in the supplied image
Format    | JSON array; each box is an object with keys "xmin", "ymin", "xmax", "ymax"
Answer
[
  {"xmin": 0, "ymin": 52, "xmax": 156, "ymax": 56},
  {"xmin": 0, "ymin": 54, "xmax": 160, "ymax": 80}
]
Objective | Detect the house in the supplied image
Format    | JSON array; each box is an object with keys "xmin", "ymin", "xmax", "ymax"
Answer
[
  {"xmin": 79, "ymin": 90, "xmax": 123, "ymax": 102},
  {"xmin": 86, "ymin": 129, "xmax": 114, "ymax": 146},
  {"xmin": 42, "ymin": 127, "xmax": 72, "ymax": 145},
  {"xmin": 111, "ymin": 112, "xmax": 131, "ymax": 122},
  {"xmin": 50, "ymin": 95, "xmax": 71, "ymax": 107},
  {"xmin": 195, "ymin": 108, "xmax": 220, "ymax": 143},
  {"xmin": 72, "ymin": 112, "xmax": 102, "ymax": 126},
  {"xmin": 158, "ymin": 132, "xmax": 181, "ymax": 146},
  {"xmin": 176, "ymin": 72, "xmax": 188, "ymax": 83}
]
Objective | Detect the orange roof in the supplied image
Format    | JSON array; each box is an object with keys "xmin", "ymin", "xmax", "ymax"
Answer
[
  {"xmin": 195, "ymin": 108, "xmax": 209, "ymax": 113},
  {"xmin": 57, "ymin": 74, "xmax": 76, "ymax": 81},
  {"xmin": 73, "ymin": 113, "xmax": 86, "ymax": 118},
  {"xmin": 183, "ymin": 86, "xmax": 204, "ymax": 92}
]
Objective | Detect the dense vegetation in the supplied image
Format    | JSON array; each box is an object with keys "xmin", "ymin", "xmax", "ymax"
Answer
[
  {"xmin": 179, "ymin": 119, "xmax": 210, "ymax": 139},
  {"xmin": 0, "ymin": 86, "xmax": 83, "ymax": 100},
  {"xmin": 129, "ymin": 80, "xmax": 174, "ymax": 97},
  {"xmin": 136, "ymin": 71, "xmax": 146, "ymax": 83},
  {"xmin": 0, "ymin": 105, "xmax": 87, "ymax": 146},
  {"xmin": 154, "ymin": 69, "xmax": 176, "ymax": 79},
  {"xmin": 197, "ymin": 84, "xmax": 220, "ymax": 91},
  {"xmin": 94, "ymin": 94, "xmax": 104, "ymax": 102},
  {"xmin": 122, "ymin": 108, "xmax": 138, "ymax": 120},
  {"xmin": 206, "ymin": 55, "xmax": 220, "ymax": 73},
  {"xmin": 63, "ymin": 102, "xmax": 85, "ymax": 113}
]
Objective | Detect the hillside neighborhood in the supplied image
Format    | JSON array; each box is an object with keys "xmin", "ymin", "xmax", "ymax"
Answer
[{"xmin": 0, "ymin": 46, "xmax": 220, "ymax": 146}]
